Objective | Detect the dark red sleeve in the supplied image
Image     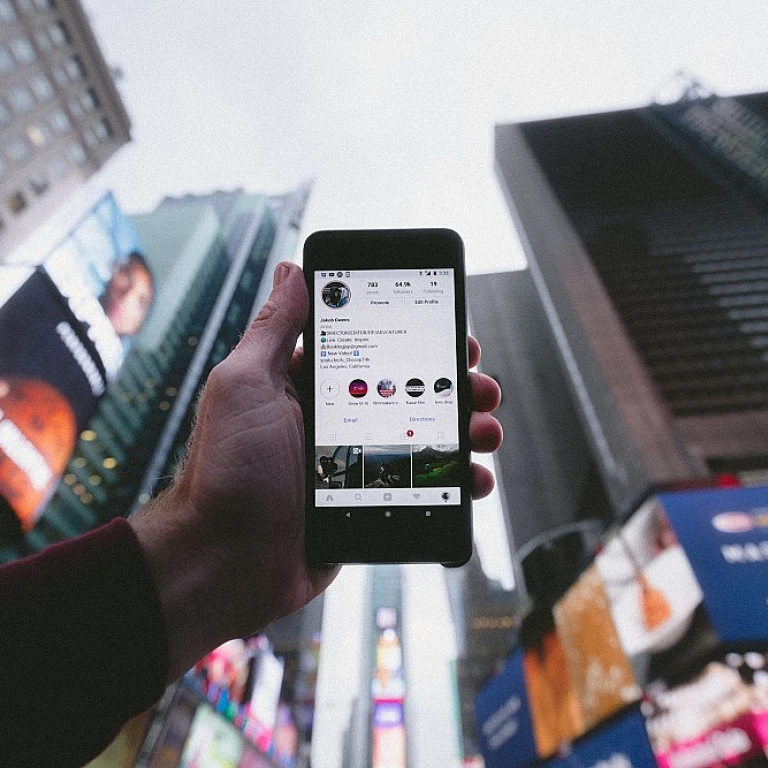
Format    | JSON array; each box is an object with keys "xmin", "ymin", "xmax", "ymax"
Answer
[{"xmin": 0, "ymin": 518, "xmax": 169, "ymax": 767}]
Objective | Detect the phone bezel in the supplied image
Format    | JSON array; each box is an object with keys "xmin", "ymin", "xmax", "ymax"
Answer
[{"xmin": 302, "ymin": 228, "xmax": 472, "ymax": 566}]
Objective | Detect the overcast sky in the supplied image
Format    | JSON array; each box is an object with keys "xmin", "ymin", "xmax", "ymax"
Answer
[
  {"xmin": 80, "ymin": 3, "xmax": 768, "ymax": 764},
  {"xmin": 84, "ymin": 0, "xmax": 768, "ymax": 276}
]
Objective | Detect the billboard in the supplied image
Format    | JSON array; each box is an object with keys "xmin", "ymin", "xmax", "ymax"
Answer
[
  {"xmin": 372, "ymin": 701, "xmax": 407, "ymax": 768},
  {"xmin": 645, "ymin": 651, "xmax": 768, "ymax": 768},
  {"xmin": 0, "ymin": 192, "xmax": 153, "ymax": 531},
  {"xmin": 659, "ymin": 486, "xmax": 768, "ymax": 644},
  {"xmin": 553, "ymin": 563, "xmax": 641, "ymax": 730},
  {"xmin": 475, "ymin": 650, "xmax": 538, "ymax": 768},
  {"xmin": 540, "ymin": 707, "xmax": 656, "ymax": 768},
  {"xmin": 190, "ymin": 635, "xmax": 285, "ymax": 755},
  {"xmin": 594, "ymin": 497, "xmax": 718, "ymax": 687}
]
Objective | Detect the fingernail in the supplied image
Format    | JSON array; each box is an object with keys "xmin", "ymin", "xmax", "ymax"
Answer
[{"xmin": 273, "ymin": 263, "xmax": 290, "ymax": 287}]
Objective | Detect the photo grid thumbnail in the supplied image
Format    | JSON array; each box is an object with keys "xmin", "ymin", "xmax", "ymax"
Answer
[
  {"xmin": 315, "ymin": 445, "xmax": 363, "ymax": 489},
  {"xmin": 315, "ymin": 444, "xmax": 460, "ymax": 489}
]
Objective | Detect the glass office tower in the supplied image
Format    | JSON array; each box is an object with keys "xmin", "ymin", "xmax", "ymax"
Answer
[{"xmin": 1, "ymin": 183, "xmax": 310, "ymax": 561}]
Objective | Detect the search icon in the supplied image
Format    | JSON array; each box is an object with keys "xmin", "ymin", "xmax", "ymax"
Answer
[{"xmin": 355, "ymin": 493, "xmax": 362, "ymax": 501}]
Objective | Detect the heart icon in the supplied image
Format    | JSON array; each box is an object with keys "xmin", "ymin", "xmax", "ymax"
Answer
[{"xmin": 414, "ymin": 493, "xmax": 420, "ymax": 499}]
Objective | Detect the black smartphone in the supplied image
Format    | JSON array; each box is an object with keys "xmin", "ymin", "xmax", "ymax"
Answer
[{"xmin": 303, "ymin": 228, "xmax": 472, "ymax": 566}]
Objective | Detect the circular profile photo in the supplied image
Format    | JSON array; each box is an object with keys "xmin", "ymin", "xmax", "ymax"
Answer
[
  {"xmin": 322, "ymin": 281, "xmax": 351, "ymax": 309},
  {"xmin": 405, "ymin": 378, "xmax": 425, "ymax": 398},
  {"xmin": 434, "ymin": 377, "xmax": 453, "ymax": 397},
  {"xmin": 377, "ymin": 379, "xmax": 396, "ymax": 398},
  {"xmin": 349, "ymin": 379, "xmax": 368, "ymax": 398}
]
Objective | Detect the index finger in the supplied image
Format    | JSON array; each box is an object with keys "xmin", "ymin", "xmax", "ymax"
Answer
[{"xmin": 469, "ymin": 336, "xmax": 481, "ymax": 369}]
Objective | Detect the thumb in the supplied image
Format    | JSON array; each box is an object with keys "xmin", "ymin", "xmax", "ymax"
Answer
[{"xmin": 239, "ymin": 261, "xmax": 308, "ymax": 380}]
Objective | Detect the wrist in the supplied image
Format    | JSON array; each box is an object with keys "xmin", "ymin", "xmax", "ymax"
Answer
[{"xmin": 129, "ymin": 487, "xmax": 236, "ymax": 682}]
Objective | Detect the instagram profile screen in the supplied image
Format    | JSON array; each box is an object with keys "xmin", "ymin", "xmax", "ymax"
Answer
[{"xmin": 314, "ymin": 268, "xmax": 461, "ymax": 507}]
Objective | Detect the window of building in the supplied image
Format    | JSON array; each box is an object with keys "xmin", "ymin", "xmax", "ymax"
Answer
[
  {"xmin": 0, "ymin": 100, "xmax": 10, "ymax": 126},
  {"xmin": 34, "ymin": 0, "xmax": 56, "ymax": 10},
  {"xmin": 6, "ymin": 190, "xmax": 27, "ymax": 214},
  {"xmin": 81, "ymin": 88, "xmax": 99, "ymax": 111},
  {"xmin": 6, "ymin": 135, "xmax": 30, "ymax": 161},
  {"xmin": 48, "ymin": 155, "xmax": 67, "ymax": 178},
  {"xmin": 82, "ymin": 127, "xmax": 96, "ymax": 147},
  {"xmin": 33, "ymin": 28, "xmax": 51, "ymax": 52},
  {"xmin": 9, "ymin": 85, "xmax": 34, "ymax": 112},
  {"xmin": 30, "ymin": 74, "xmax": 53, "ymax": 101},
  {"xmin": 67, "ymin": 140, "xmax": 85, "ymax": 164},
  {"xmin": 0, "ymin": 45, "xmax": 14, "ymax": 74},
  {"xmin": 51, "ymin": 63, "xmax": 67, "ymax": 87},
  {"xmin": 16, "ymin": 0, "xmax": 34, "ymax": 14},
  {"xmin": 67, "ymin": 95, "xmax": 82, "ymax": 117},
  {"xmin": 49, "ymin": 107, "xmax": 70, "ymax": 133},
  {"xmin": 9, "ymin": 36, "xmax": 36, "ymax": 64},
  {"xmin": 48, "ymin": 21, "xmax": 70, "ymax": 47},
  {"xmin": 26, "ymin": 122, "xmax": 50, "ymax": 146},
  {"xmin": 94, "ymin": 117, "xmax": 112, "ymax": 141},
  {"xmin": 0, "ymin": 0, "xmax": 17, "ymax": 22},
  {"xmin": 29, "ymin": 168, "xmax": 48, "ymax": 195},
  {"xmin": 0, "ymin": 157, "xmax": 7, "ymax": 180},
  {"xmin": 64, "ymin": 55, "xmax": 84, "ymax": 80}
]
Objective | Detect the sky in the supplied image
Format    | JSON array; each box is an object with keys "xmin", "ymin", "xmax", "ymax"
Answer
[
  {"xmin": 83, "ymin": 0, "xmax": 768, "ymax": 277},
  {"xmin": 78, "ymin": 2, "xmax": 768, "ymax": 764}
]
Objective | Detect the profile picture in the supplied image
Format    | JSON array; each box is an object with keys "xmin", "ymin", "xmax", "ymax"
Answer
[
  {"xmin": 321, "ymin": 281, "xmax": 351, "ymax": 309},
  {"xmin": 349, "ymin": 379, "xmax": 368, "ymax": 398},
  {"xmin": 405, "ymin": 378, "xmax": 425, "ymax": 398},
  {"xmin": 377, "ymin": 379, "xmax": 396, "ymax": 398},
  {"xmin": 434, "ymin": 377, "xmax": 453, "ymax": 397}
]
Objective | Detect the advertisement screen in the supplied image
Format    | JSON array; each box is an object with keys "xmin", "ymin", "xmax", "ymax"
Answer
[
  {"xmin": 644, "ymin": 651, "xmax": 768, "ymax": 768},
  {"xmin": 540, "ymin": 707, "xmax": 657, "ymax": 768},
  {"xmin": 313, "ymin": 268, "xmax": 460, "ymax": 508},
  {"xmin": 475, "ymin": 649, "xmax": 538, "ymax": 768},
  {"xmin": 595, "ymin": 497, "xmax": 719, "ymax": 687},
  {"xmin": 523, "ymin": 630, "xmax": 586, "ymax": 757},
  {"xmin": 372, "ymin": 628, "xmax": 406, "ymax": 703},
  {"xmin": 0, "ymin": 192, "xmax": 153, "ymax": 531},
  {"xmin": 553, "ymin": 563, "xmax": 641, "ymax": 730},
  {"xmin": 659, "ymin": 486, "xmax": 768, "ymax": 644},
  {"xmin": 372, "ymin": 701, "xmax": 407, "ymax": 768},
  {"xmin": 180, "ymin": 706, "xmax": 244, "ymax": 768}
]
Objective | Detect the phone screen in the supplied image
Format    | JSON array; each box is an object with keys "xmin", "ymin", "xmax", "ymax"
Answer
[{"xmin": 313, "ymin": 267, "xmax": 461, "ymax": 509}]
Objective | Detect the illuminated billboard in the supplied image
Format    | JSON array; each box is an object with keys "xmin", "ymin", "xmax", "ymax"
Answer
[{"xmin": 0, "ymin": 192, "xmax": 153, "ymax": 531}]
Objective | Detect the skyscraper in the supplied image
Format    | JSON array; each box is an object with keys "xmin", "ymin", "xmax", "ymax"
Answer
[
  {"xmin": 1, "ymin": 183, "xmax": 310, "ymax": 560},
  {"xmin": 493, "ymin": 87, "xmax": 768, "ymax": 526},
  {"xmin": 467, "ymin": 269, "xmax": 608, "ymax": 609},
  {"xmin": 0, "ymin": 0, "xmax": 130, "ymax": 258}
]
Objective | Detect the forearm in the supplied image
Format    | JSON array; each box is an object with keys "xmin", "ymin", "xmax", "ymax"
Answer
[{"xmin": 0, "ymin": 519, "xmax": 167, "ymax": 767}]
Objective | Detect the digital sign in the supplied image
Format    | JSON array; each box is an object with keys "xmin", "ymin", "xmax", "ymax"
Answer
[
  {"xmin": 0, "ymin": 193, "xmax": 153, "ymax": 531},
  {"xmin": 659, "ymin": 486, "xmax": 768, "ymax": 643},
  {"xmin": 475, "ymin": 650, "xmax": 538, "ymax": 768}
]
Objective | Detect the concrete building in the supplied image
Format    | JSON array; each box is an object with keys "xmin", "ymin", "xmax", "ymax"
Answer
[
  {"xmin": 1, "ymin": 183, "xmax": 310, "ymax": 559},
  {"xmin": 0, "ymin": 0, "xmax": 130, "ymax": 258},
  {"xmin": 492, "ymin": 88, "xmax": 768, "ymax": 531},
  {"xmin": 445, "ymin": 554, "xmax": 517, "ymax": 760},
  {"xmin": 468, "ymin": 269, "xmax": 608, "ymax": 609}
]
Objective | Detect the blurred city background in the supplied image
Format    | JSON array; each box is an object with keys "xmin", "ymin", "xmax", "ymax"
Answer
[{"xmin": 0, "ymin": 1, "xmax": 767, "ymax": 766}]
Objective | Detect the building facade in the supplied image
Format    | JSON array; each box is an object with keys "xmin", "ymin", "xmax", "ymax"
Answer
[
  {"xmin": 445, "ymin": 554, "xmax": 518, "ymax": 760},
  {"xmin": 0, "ymin": 183, "xmax": 310, "ymax": 560},
  {"xmin": 0, "ymin": 0, "xmax": 130, "ymax": 259},
  {"xmin": 494, "ymin": 88, "xmax": 768, "ymax": 526}
]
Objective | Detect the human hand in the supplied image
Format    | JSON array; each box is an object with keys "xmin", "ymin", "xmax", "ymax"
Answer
[{"xmin": 131, "ymin": 261, "xmax": 502, "ymax": 680}]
